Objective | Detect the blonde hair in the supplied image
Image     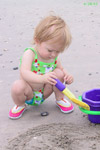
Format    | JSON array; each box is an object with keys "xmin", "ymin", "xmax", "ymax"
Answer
[{"xmin": 33, "ymin": 15, "xmax": 72, "ymax": 51}]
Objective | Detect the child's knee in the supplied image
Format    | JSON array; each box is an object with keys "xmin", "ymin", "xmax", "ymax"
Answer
[
  {"xmin": 54, "ymin": 68, "xmax": 64, "ymax": 81},
  {"xmin": 11, "ymin": 80, "xmax": 25, "ymax": 95}
]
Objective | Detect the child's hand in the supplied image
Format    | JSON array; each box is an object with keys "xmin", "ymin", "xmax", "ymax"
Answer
[
  {"xmin": 42, "ymin": 72, "xmax": 57, "ymax": 85},
  {"xmin": 64, "ymin": 74, "xmax": 74, "ymax": 85}
]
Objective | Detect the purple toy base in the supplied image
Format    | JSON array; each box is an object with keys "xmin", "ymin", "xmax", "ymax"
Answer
[
  {"xmin": 82, "ymin": 88, "xmax": 100, "ymax": 124},
  {"xmin": 88, "ymin": 115, "xmax": 100, "ymax": 124}
]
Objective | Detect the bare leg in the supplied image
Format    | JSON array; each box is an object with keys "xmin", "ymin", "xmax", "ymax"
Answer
[
  {"xmin": 53, "ymin": 68, "xmax": 65, "ymax": 100},
  {"xmin": 43, "ymin": 68, "xmax": 65, "ymax": 100},
  {"xmin": 43, "ymin": 84, "xmax": 53, "ymax": 99},
  {"xmin": 52, "ymin": 69, "xmax": 74, "ymax": 113},
  {"xmin": 11, "ymin": 80, "xmax": 33, "ymax": 106}
]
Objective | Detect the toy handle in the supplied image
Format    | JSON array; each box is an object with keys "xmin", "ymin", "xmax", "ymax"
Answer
[
  {"xmin": 55, "ymin": 79, "xmax": 75, "ymax": 98},
  {"xmin": 55, "ymin": 79, "xmax": 65, "ymax": 91}
]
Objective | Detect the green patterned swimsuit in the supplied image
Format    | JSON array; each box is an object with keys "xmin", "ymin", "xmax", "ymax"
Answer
[{"xmin": 20, "ymin": 48, "xmax": 57, "ymax": 106}]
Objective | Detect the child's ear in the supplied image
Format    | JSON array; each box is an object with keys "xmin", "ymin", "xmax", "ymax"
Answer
[{"xmin": 34, "ymin": 37, "xmax": 40, "ymax": 44}]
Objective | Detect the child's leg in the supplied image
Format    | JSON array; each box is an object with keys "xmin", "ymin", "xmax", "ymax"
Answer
[
  {"xmin": 53, "ymin": 68, "xmax": 74, "ymax": 113},
  {"xmin": 9, "ymin": 79, "xmax": 34, "ymax": 119},
  {"xmin": 43, "ymin": 84, "xmax": 53, "ymax": 99},
  {"xmin": 53, "ymin": 68, "xmax": 65, "ymax": 100},
  {"xmin": 43, "ymin": 68, "xmax": 64, "ymax": 100},
  {"xmin": 11, "ymin": 80, "xmax": 33, "ymax": 106}
]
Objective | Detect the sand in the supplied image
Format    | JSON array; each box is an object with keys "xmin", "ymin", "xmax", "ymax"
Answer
[{"xmin": 0, "ymin": 0, "xmax": 100, "ymax": 149}]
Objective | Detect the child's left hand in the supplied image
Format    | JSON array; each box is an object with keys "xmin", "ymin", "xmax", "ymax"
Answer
[{"xmin": 64, "ymin": 74, "xmax": 74, "ymax": 84}]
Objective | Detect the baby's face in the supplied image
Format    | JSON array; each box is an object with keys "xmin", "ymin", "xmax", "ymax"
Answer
[{"xmin": 36, "ymin": 40, "xmax": 63, "ymax": 60}]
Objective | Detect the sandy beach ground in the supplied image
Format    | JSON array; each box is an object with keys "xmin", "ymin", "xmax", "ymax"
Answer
[{"xmin": 0, "ymin": 0, "xmax": 100, "ymax": 149}]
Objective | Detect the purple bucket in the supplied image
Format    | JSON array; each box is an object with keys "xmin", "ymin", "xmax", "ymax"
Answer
[{"xmin": 82, "ymin": 89, "xmax": 100, "ymax": 123}]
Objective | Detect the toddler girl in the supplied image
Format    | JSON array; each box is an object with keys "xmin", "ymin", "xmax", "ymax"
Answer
[{"xmin": 9, "ymin": 15, "xmax": 74, "ymax": 119}]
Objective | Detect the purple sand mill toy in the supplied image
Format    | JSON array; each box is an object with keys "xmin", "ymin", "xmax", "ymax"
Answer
[{"xmin": 82, "ymin": 88, "xmax": 100, "ymax": 123}]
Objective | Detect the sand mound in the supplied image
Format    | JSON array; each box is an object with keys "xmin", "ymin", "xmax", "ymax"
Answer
[{"xmin": 7, "ymin": 123, "xmax": 100, "ymax": 150}]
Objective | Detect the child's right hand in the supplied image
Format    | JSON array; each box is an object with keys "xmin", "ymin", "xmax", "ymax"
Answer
[{"xmin": 42, "ymin": 72, "xmax": 57, "ymax": 85}]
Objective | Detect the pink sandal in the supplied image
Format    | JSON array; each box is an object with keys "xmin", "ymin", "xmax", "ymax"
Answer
[
  {"xmin": 56, "ymin": 98, "xmax": 74, "ymax": 113},
  {"xmin": 9, "ymin": 105, "xmax": 26, "ymax": 119}
]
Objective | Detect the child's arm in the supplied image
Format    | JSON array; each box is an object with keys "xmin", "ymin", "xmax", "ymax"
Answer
[
  {"xmin": 20, "ymin": 50, "xmax": 57, "ymax": 85},
  {"xmin": 56, "ymin": 58, "xmax": 74, "ymax": 84}
]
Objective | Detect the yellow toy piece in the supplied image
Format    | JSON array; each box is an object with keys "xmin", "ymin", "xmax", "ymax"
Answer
[{"xmin": 62, "ymin": 88, "xmax": 90, "ymax": 110}]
